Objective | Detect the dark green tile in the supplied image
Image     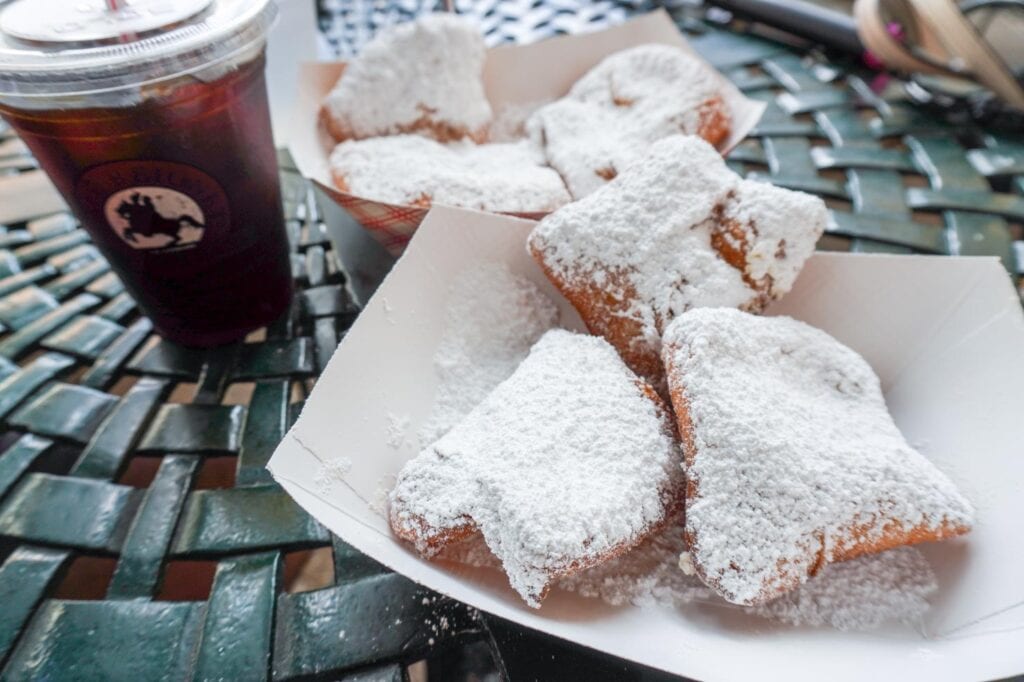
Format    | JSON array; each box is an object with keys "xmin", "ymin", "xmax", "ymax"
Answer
[
  {"xmin": 760, "ymin": 136, "xmax": 817, "ymax": 177},
  {"xmin": 0, "ymin": 264, "xmax": 58, "ymax": 299},
  {"xmin": 231, "ymin": 339, "xmax": 315, "ymax": 381},
  {"xmin": 0, "ymin": 473, "xmax": 138, "ymax": 551},
  {"xmin": 301, "ymin": 284, "xmax": 359, "ymax": 320},
  {"xmin": 0, "ymin": 353, "xmax": 75, "ymax": 420},
  {"xmin": 273, "ymin": 574, "xmax": 478, "ymax": 680},
  {"xmin": 3, "ymin": 600, "xmax": 203, "ymax": 682},
  {"xmin": 80, "ymin": 318, "xmax": 154, "ymax": 390},
  {"xmin": 236, "ymin": 381, "xmax": 289, "ymax": 487},
  {"xmin": 339, "ymin": 664, "xmax": 403, "ymax": 682},
  {"xmin": 0, "ymin": 547, "xmax": 69, "ymax": 662},
  {"xmin": 138, "ymin": 404, "xmax": 245, "ymax": 454},
  {"xmin": 726, "ymin": 67, "xmax": 776, "ymax": 92},
  {"xmin": 173, "ymin": 485, "xmax": 327, "ymax": 555},
  {"xmin": 0, "ymin": 435, "xmax": 53, "ymax": 501},
  {"xmin": 777, "ymin": 89, "xmax": 851, "ymax": 114},
  {"xmin": 27, "ymin": 213, "xmax": 76, "ymax": 240},
  {"xmin": 332, "ymin": 536, "xmax": 387, "ymax": 584},
  {"xmin": 0, "ymin": 250, "xmax": 20, "ymax": 278},
  {"xmin": 747, "ymin": 172, "xmax": 848, "ymax": 199},
  {"xmin": 869, "ymin": 104, "xmax": 957, "ymax": 138},
  {"xmin": 828, "ymin": 212, "xmax": 946, "ymax": 253},
  {"xmin": 42, "ymin": 259, "xmax": 109, "ymax": 299},
  {"xmin": 0, "ymin": 293, "xmax": 101, "ymax": 360},
  {"xmin": 0, "ymin": 355, "xmax": 16, "ymax": 381},
  {"xmin": 943, "ymin": 211, "xmax": 1014, "ymax": 271},
  {"xmin": 904, "ymin": 135, "xmax": 990, "ymax": 191},
  {"xmin": 966, "ymin": 148, "xmax": 1024, "ymax": 177},
  {"xmin": 761, "ymin": 54, "xmax": 823, "ymax": 92},
  {"xmin": 313, "ymin": 317, "xmax": 340, "ymax": 374},
  {"xmin": 689, "ymin": 29, "xmax": 784, "ymax": 69},
  {"xmin": 10, "ymin": 383, "xmax": 117, "ymax": 443},
  {"xmin": 725, "ymin": 140, "xmax": 766, "ymax": 165},
  {"xmin": 84, "ymin": 271, "xmax": 124, "ymax": 299},
  {"xmin": 906, "ymin": 188, "xmax": 1024, "ymax": 222},
  {"xmin": 96, "ymin": 291, "xmax": 136, "ymax": 322},
  {"xmin": 46, "ymin": 244, "xmax": 100, "ymax": 273},
  {"xmin": 811, "ymin": 146, "xmax": 914, "ymax": 172},
  {"xmin": 41, "ymin": 315, "xmax": 125, "ymax": 360},
  {"xmin": 0, "ymin": 286, "xmax": 58, "ymax": 330},
  {"xmin": 299, "ymin": 222, "xmax": 330, "ymax": 250},
  {"xmin": 192, "ymin": 552, "xmax": 280, "ymax": 681},
  {"xmin": 850, "ymin": 239, "xmax": 915, "ymax": 254},
  {"xmin": 12, "ymin": 230, "xmax": 90, "ymax": 267},
  {"xmin": 813, "ymin": 108, "xmax": 875, "ymax": 146},
  {"xmin": 0, "ymin": 231, "xmax": 32, "ymax": 250},
  {"xmin": 305, "ymin": 245, "xmax": 325, "ymax": 287},
  {"xmin": 71, "ymin": 377, "xmax": 169, "ymax": 480},
  {"xmin": 848, "ymin": 169, "xmax": 911, "ymax": 219},
  {"xmin": 128, "ymin": 337, "xmax": 205, "ymax": 379},
  {"xmin": 107, "ymin": 455, "xmax": 199, "ymax": 599}
]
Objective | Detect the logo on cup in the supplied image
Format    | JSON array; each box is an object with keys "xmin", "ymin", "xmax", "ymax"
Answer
[{"xmin": 104, "ymin": 187, "xmax": 206, "ymax": 250}]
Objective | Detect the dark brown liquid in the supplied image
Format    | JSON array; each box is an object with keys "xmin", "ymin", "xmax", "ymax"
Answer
[{"xmin": 0, "ymin": 53, "xmax": 292, "ymax": 346}]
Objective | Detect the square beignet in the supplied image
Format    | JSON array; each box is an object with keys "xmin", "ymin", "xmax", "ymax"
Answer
[
  {"xmin": 528, "ymin": 134, "xmax": 826, "ymax": 385},
  {"xmin": 389, "ymin": 329, "xmax": 683, "ymax": 607},
  {"xmin": 662, "ymin": 308, "xmax": 974, "ymax": 606}
]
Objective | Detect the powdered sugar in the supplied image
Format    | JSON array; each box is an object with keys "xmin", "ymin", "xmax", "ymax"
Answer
[
  {"xmin": 527, "ymin": 45, "xmax": 729, "ymax": 198},
  {"xmin": 662, "ymin": 308, "xmax": 973, "ymax": 605},
  {"xmin": 443, "ymin": 516, "xmax": 938, "ymax": 630},
  {"xmin": 314, "ymin": 456, "xmax": 353, "ymax": 495},
  {"xmin": 386, "ymin": 412, "xmax": 411, "ymax": 449},
  {"xmin": 330, "ymin": 136, "xmax": 570, "ymax": 213},
  {"xmin": 323, "ymin": 14, "xmax": 492, "ymax": 141},
  {"xmin": 528, "ymin": 134, "xmax": 825, "ymax": 382},
  {"xmin": 391, "ymin": 329, "xmax": 683, "ymax": 607},
  {"xmin": 418, "ymin": 262, "xmax": 559, "ymax": 445}
]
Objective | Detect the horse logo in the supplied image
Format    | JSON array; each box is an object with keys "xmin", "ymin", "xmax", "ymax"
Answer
[{"xmin": 104, "ymin": 186, "xmax": 206, "ymax": 250}]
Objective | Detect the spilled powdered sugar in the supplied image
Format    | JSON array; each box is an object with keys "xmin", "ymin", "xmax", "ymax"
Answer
[
  {"xmin": 527, "ymin": 45, "xmax": 727, "ymax": 198},
  {"xmin": 418, "ymin": 262, "xmax": 559, "ymax": 445},
  {"xmin": 662, "ymin": 309, "xmax": 973, "ymax": 605},
  {"xmin": 323, "ymin": 14, "xmax": 492, "ymax": 140},
  {"xmin": 314, "ymin": 456, "xmax": 353, "ymax": 495},
  {"xmin": 443, "ymin": 517, "xmax": 938, "ymax": 631},
  {"xmin": 330, "ymin": 136, "xmax": 570, "ymax": 213},
  {"xmin": 392, "ymin": 330, "xmax": 683, "ymax": 607}
]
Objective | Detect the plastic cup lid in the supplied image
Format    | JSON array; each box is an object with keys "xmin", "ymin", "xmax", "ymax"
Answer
[{"xmin": 0, "ymin": 0, "xmax": 276, "ymax": 98}]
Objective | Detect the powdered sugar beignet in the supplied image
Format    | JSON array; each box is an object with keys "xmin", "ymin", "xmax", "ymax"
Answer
[
  {"xmin": 322, "ymin": 14, "xmax": 492, "ymax": 142},
  {"xmin": 389, "ymin": 329, "xmax": 683, "ymax": 607},
  {"xmin": 527, "ymin": 44, "xmax": 731, "ymax": 198},
  {"xmin": 528, "ymin": 134, "xmax": 826, "ymax": 385},
  {"xmin": 330, "ymin": 136, "xmax": 570, "ymax": 212},
  {"xmin": 662, "ymin": 308, "xmax": 974, "ymax": 606}
]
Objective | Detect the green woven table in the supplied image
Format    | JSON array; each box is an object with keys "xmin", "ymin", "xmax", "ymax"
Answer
[{"xmin": 0, "ymin": 5, "xmax": 1022, "ymax": 681}]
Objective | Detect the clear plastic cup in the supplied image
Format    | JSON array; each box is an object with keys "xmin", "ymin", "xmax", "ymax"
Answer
[{"xmin": 0, "ymin": 0, "xmax": 292, "ymax": 346}]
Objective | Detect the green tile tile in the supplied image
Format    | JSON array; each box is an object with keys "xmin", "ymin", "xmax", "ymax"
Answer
[
  {"xmin": 0, "ymin": 293, "xmax": 101, "ymax": 360},
  {"xmin": 41, "ymin": 315, "xmax": 125, "ymax": 360},
  {"xmin": 0, "ymin": 231, "xmax": 32, "ymax": 250},
  {"xmin": 42, "ymin": 259, "xmax": 109, "ymax": 299},
  {"xmin": 0, "ymin": 286, "xmax": 58, "ymax": 330},
  {"xmin": 127, "ymin": 337, "xmax": 205, "ymax": 379},
  {"xmin": 848, "ymin": 169, "xmax": 911, "ymax": 219},
  {"xmin": 273, "ymin": 574, "xmax": 478, "ymax": 680},
  {"xmin": 173, "ymin": 485, "xmax": 327, "ymax": 555},
  {"xmin": 301, "ymin": 284, "xmax": 359, "ymax": 319},
  {"xmin": 313, "ymin": 317, "xmax": 340, "ymax": 374},
  {"xmin": 776, "ymin": 89, "xmax": 851, "ymax": 114},
  {"xmin": 0, "ymin": 473, "xmax": 139, "ymax": 551},
  {"xmin": 96, "ymin": 291, "xmax": 136, "ymax": 322},
  {"xmin": 305, "ymin": 245, "xmax": 325, "ymax": 287},
  {"xmin": 943, "ymin": 211, "xmax": 1014, "ymax": 271},
  {"xmin": 689, "ymin": 29, "xmax": 784, "ymax": 69},
  {"xmin": 138, "ymin": 404, "xmax": 245, "ymax": 454},
  {"xmin": 70, "ymin": 377, "xmax": 169, "ymax": 480},
  {"xmin": 27, "ymin": 213, "xmax": 76, "ymax": 240},
  {"xmin": 10, "ymin": 382, "xmax": 117, "ymax": 443},
  {"xmin": 0, "ymin": 353, "xmax": 75, "ymax": 420},
  {"xmin": 0, "ymin": 264, "xmax": 59, "ymax": 299},
  {"xmin": 84, "ymin": 271, "xmax": 124, "ymax": 299},
  {"xmin": 829, "ymin": 212, "xmax": 945, "ymax": 253},
  {"xmin": 107, "ymin": 455, "xmax": 199, "ymax": 598},
  {"xmin": 13, "ymin": 230, "xmax": 90, "ymax": 267},
  {"xmin": 0, "ymin": 547, "xmax": 69, "ymax": 662},
  {"xmin": 0, "ymin": 434, "xmax": 53, "ymax": 501},
  {"xmin": 0, "ymin": 250, "xmax": 20, "ymax": 278},
  {"xmin": 3, "ymin": 600, "xmax": 203, "ymax": 682},
  {"xmin": 192, "ymin": 552, "xmax": 280, "ymax": 681},
  {"xmin": 80, "ymin": 318, "xmax": 153, "ymax": 390},
  {"xmin": 236, "ymin": 381, "xmax": 289, "ymax": 487},
  {"xmin": 810, "ymin": 146, "xmax": 914, "ymax": 172},
  {"xmin": 230, "ymin": 339, "xmax": 315, "ymax": 381},
  {"xmin": 46, "ymin": 244, "xmax": 100, "ymax": 273},
  {"xmin": 906, "ymin": 188, "xmax": 1024, "ymax": 221}
]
